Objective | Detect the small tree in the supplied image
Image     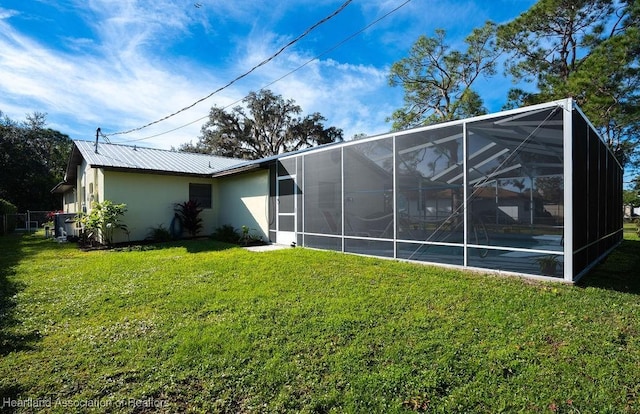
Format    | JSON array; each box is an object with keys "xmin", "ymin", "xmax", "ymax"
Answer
[
  {"xmin": 78, "ymin": 200, "xmax": 128, "ymax": 245},
  {"xmin": 174, "ymin": 200, "xmax": 203, "ymax": 237},
  {"xmin": 387, "ymin": 22, "xmax": 500, "ymax": 130}
]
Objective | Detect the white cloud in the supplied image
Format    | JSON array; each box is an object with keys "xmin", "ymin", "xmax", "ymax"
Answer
[
  {"xmin": 0, "ymin": 2, "xmax": 237, "ymax": 148},
  {"xmin": 0, "ymin": 0, "xmax": 538, "ymax": 151},
  {"xmin": 0, "ymin": 7, "xmax": 18, "ymax": 20},
  {"xmin": 1, "ymin": 1, "xmax": 404, "ymax": 149}
]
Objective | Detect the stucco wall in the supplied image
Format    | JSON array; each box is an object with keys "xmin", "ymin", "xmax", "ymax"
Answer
[
  {"xmin": 62, "ymin": 190, "xmax": 78, "ymax": 213},
  {"xmin": 103, "ymin": 171, "xmax": 219, "ymax": 243},
  {"xmin": 217, "ymin": 170, "xmax": 269, "ymax": 240},
  {"xmin": 61, "ymin": 163, "xmax": 101, "ymax": 211}
]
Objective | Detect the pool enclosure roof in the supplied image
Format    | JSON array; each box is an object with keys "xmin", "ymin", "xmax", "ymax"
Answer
[
  {"xmin": 281, "ymin": 99, "xmax": 617, "ymax": 179},
  {"xmin": 223, "ymin": 98, "xmax": 618, "ymax": 182}
]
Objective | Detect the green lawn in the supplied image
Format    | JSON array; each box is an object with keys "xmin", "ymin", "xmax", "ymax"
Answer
[{"xmin": 1, "ymin": 233, "xmax": 639, "ymax": 413}]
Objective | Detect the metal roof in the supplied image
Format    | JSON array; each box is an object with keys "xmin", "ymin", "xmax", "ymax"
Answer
[
  {"xmin": 52, "ymin": 140, "xmax": 246, "ymax": 192},
  {"xmin": 73, "ymin": 140, "xmax": 243, "ymax": 176}
]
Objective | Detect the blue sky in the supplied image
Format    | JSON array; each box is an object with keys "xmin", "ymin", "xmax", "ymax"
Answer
[{"xmin": 0, "ymin": 0, "xmax": 537, "ymax": 149}]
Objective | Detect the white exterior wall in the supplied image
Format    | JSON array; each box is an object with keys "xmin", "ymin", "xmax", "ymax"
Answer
[
  {"xmin": 58, "ymin": 164, "xmax": 270, "ymax": 244},
  {"xmin": 62, "ymin": 190, "xmax": 78, "ymax": 213},
  {"xmin": 103, "ymin": 171, "xmax": 219, "ymax": 243},
  {"xmin": 217, "ymin": 170, "xmax": 269, "ymax": 240},
  {"xmin": 60, "ymin": 160, "xmax": 94, "ymax": 214}
]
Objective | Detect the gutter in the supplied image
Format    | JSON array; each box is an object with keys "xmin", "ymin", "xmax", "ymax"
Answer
[{"xmin": 211, "ymin": 163, "xmax": 264, "ymax": 178}]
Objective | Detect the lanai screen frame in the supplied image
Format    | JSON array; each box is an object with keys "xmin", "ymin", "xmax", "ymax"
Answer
[{"xmin": 268, "ymin": 98, "xmax": 623, "ymax": 282}]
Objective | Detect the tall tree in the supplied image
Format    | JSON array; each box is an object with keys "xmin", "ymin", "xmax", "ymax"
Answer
[
  {"xmin": 180, "ymin": 90, "xmax": 343, "ymax": 159},
  {"xmin": 387, "ymin": 22, "xmax": 500, "ymax": 130},
  {"xmin": 497, "ymin": 0, "xmax": 640, "ymax": 166},
  {"xmin": 0, "ymin": 111, "xmax": 72, "ymax": 211}
]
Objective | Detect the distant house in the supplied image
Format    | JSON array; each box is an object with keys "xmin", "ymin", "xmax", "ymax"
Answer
[
  {"xmin": 53, "ymin": 98, "xmax": 623, "ymax": 282},
  {"xmin": 624, "ymin": 204, "xmax": 640, "ymax": 218}
]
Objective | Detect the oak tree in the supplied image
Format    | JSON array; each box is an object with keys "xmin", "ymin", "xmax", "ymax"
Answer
[{"xmin": 181, "ymin": 90, "xmax": 343, "ymax": 159}]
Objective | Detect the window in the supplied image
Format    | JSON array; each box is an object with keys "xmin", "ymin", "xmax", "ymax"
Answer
[{"xmin": 189, "ymin": 183, "xmax": 212, "ymax": 209}]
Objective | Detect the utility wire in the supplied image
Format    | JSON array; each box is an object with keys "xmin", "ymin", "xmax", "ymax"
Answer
[
  {"xmin": 117, "ymin": 0, "xmax": 413, "ymax": 144},
  {"xmin": 98, "ymin": 128, "xmax": 111, "ymax": 143},
  {"xmin": 105, "ymin": 0, "xmax": 353, "ymax": 138}
]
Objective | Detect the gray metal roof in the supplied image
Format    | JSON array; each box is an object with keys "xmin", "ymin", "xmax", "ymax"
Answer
[
  {"xmin": 72, "ymin": 140, "xmax": 244, "ymax": 176},
  {"xmin": 53, "ymin": 140, "xmax": 247, "ymax": 192}
]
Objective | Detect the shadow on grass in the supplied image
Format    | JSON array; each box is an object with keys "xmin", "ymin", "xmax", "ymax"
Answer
[
  {"xmin": 107, "ymin": 237, "xmax": 242, "ymax": 254},
  {"xmin": 0, "ymin": 234, "xmax": 46, "ymax": 403},
  {"xmin": 578, "ymin": 239, "xmax": 640, "ymax": 294},
  {"xmin": 0, "ymin": 384, "xmax": 23, "ymax": 409},
  {"xmin": 0, "ymin": 234, "xmax": 44, "ymax": 357}
]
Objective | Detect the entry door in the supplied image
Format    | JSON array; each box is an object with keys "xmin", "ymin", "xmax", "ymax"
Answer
[{"xmin": 276, "ymin": 175, "xmax": 297, "ymax": 245}]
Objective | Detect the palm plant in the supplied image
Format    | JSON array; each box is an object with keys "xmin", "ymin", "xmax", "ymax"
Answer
[{"xmin": 174, "ymin": 200, "xmax": 203, "ymax": 237}]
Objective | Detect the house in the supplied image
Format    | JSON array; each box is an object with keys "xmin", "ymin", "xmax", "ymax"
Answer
[
  {"xmin": 51, "ymin": 140, "xmax": 265, "ymax": 242},
  {"xmin": 53, "ymin": 98, "xmax": 623, "ymax": 282}
]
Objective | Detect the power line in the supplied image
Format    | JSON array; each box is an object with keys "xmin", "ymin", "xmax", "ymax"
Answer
[
  {"xmin": 117, "ymin": 0, "xmax": 413, "ymax": 144},
  {"xmin": 105, "ymin": 0, "xmax": 353, "ymax": 138}
]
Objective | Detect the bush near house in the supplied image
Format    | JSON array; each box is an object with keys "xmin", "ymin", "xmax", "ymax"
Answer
[
  {"xmin": 77, "ymin": 200, "xmax": 128, "ymax": 245},
  {"xmin": 146, "ymin": 224, "xmax": 173, "ymax": 242},
  {"xmin": 0, "ymin": 198, "xmax": 17, "ymax": 235},
  {"xmin": 211, "ymin": 224, "xmax": 241, "ymax": 243},
  {"xmin": 211, "ymin": 224, "xmax": 265, "ymax": 246}
]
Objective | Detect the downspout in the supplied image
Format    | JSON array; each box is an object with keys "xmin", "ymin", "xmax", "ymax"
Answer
[
  {"xmin": 76, "ymin": 165, "xmax": 83, "ymax": 213},
  {"xmin": 93, "ymin": 168, "xmax": 99, "ymax": 203}
]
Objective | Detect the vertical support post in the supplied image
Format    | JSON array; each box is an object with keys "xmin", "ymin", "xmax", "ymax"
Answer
[
  {"xmin": 563, "ymin": 98, "xmax": 574, "ymax": 282},
  {"xmin": 340, "ymin": 147, "xmax": 345, "ymax": 253},
  {"xmin": 530, "ymin": 176, "xmax": 534, "ymax": 226},
  {"xmin": 392, "ymin": 135, "xmax": 398, "ymax": 259},
  {"xmin": 463, "ymin": 121, "xmax": 469, "ymax": 267},
  {"xmin": 301, "ymin": 156, "xmax": 305, "ymax": 247},
  {"xmin": 495, "ymin": 180, "xmax": 499, "ymax": 224},
  {"xmin": 294, "ymin": 160, "xmax": 298, "ymax": 244},
  {"xmin": 275, "ymin": 164, "xmax": 280, "ymax": 237}
]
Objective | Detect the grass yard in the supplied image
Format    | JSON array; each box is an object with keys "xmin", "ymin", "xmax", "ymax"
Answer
[{"xmin": 1, "ymin": 232, "xmax": 639, "ymax": 413}]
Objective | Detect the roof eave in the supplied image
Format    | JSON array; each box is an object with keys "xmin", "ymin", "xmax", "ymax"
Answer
[
  {"xmin": 51, "ymin": 181, "xmax": 74, "ymax": 194},
  {"xmin": 98, "ymin": 165, "xmax": 219, "ymax": 178},
  {"xmin": 211, "ymin": 163, "xmax": 265, "ymax": 178}
]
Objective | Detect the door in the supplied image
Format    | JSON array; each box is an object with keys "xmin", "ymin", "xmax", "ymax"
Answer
[{"xmin": 276, "ymin": 175, "xmax": 297, "ymax": 245}]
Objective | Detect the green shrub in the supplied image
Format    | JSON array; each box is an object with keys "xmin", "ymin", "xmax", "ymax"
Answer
[
  {"xmin": 146, "ymin": 224, "xmax": 173, "ymax": 242},
  {"xmin": 211, "ymin": 224, "xmax": 240, "ymax": 243},
  {"xmin": 239, "ymin": 225, "xmax": 264, "ymax": 246},
  {"xmin": 77, "ymin": 200, "xmax": 128, "ymax": 245},
  {"xmin": 0, "ymin": 198, "xmax": 17, "ymax": 235}
]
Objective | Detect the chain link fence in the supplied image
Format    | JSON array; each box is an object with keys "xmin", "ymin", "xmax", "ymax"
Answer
[{"xmin": 1, "ymin": 211, "xmax": 57, "ymax": 235}]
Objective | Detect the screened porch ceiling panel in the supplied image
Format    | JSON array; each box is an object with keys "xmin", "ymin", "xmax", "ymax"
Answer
[{"xmin": 398, "ymin": 113, "xmax": 564, "ymax": 186}]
